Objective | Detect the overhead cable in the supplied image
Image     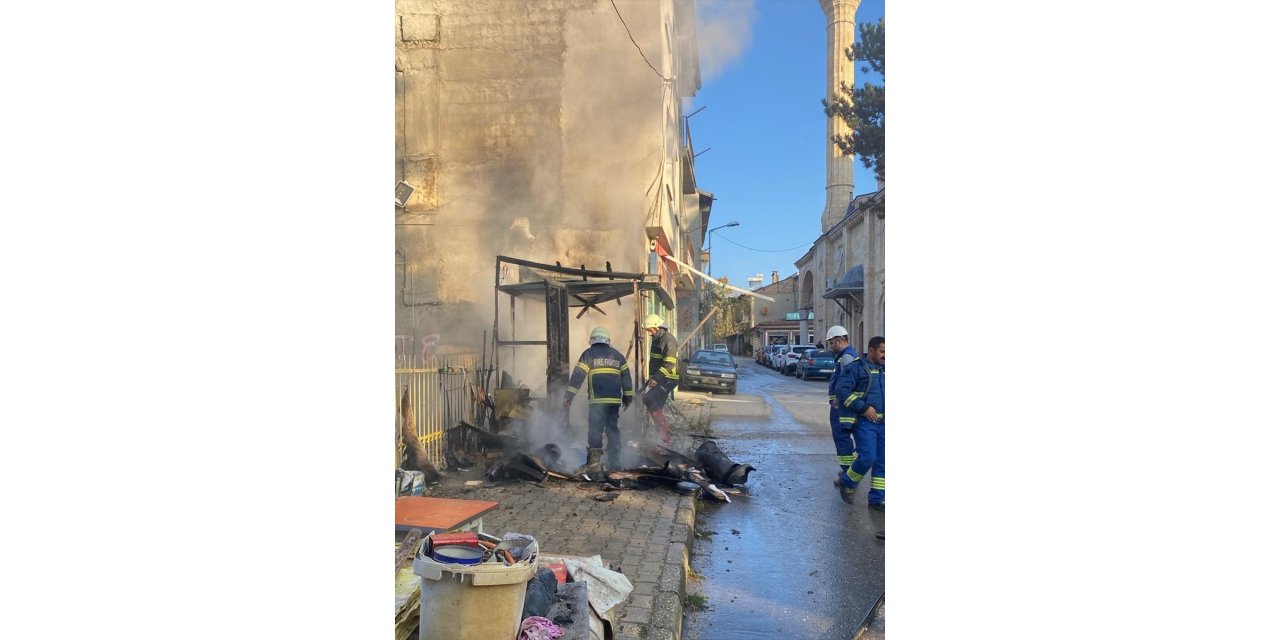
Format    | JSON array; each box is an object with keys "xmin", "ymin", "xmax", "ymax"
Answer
[{"xmin": 609, "ymin": 0, "xmax": 675, "ymax": 82}]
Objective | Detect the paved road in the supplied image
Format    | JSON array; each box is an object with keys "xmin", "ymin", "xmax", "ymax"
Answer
[{"xmin": 682, "ymin": 357, "xmax": 885, "ymax": 640}]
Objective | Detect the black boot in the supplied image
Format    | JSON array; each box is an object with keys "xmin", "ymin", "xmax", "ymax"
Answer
[{"xmin": 575, "ymin": 448, "xmax": 604, "ymax": 479}]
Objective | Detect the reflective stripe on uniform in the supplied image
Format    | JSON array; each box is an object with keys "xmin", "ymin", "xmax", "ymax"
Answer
[
  {"xmin": 589, "ymin": 397, "xmax": 623, "ymax": 405},
  {"xmin": 837, "ymin": 454, "xmax": 857, "ymax": 465},
  {"xmin": 870, "ymin": 477, "xmax": 885, "ymax": 489},
  {"xmin": 839, "ymin": 417, "xmax": 856, "ymax": 424},
  {"xmin": 577, "ymin": 362, "xmax": 590, "ymax": 373},
  {"xmin": 846, "ymin": 468, "xmax": 865, "ymax": 483},
  {"xmin": 843, "ymin": 391, "xmax": 865, "ymax": 407}
]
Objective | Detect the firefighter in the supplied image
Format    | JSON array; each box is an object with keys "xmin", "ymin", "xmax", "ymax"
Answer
[
  {"xmin": 563, "ymin": 327, "xmax": 634, "ymax": 472},
  {"xmin": 825, "ymin": 325, "xmax": 860, "ymax": 487},
  {"xmin": 838, "ymin": 336, "xmax": 885, "ymax": 510},
  {"xmin": 641, "ymin": 313, "xmax": 680, "ymax": 444}
]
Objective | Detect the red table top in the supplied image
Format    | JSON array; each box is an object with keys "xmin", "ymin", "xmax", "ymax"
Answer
[{"xmin": 394, "ymin": 496, "xmax": 499, "ymax": 532}]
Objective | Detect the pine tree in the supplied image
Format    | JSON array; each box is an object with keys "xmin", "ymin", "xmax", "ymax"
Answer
[{"xmin": 822, "ymin": 18, "xmax": 885, "ymax": 182}]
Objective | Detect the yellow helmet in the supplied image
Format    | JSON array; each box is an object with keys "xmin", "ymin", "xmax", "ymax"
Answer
[{"xmin": 643, "ymin": 314, "xmax": 668, "ymax": 329}]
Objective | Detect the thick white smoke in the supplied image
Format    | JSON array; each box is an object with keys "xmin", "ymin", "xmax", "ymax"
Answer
[{"xmin": 693, "ymin": 0, "xmax": 758, "ymax": 83}]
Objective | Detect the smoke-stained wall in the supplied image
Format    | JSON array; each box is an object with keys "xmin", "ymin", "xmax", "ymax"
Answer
[{"xmin": 395, "ymin": 0, "xmax": 695, "ymax": 377}]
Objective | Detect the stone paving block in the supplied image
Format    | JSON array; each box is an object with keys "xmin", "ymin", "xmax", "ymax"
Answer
[
  {"xmin": 421, "ymin": 421, "xmax": 704, "ymax": 639},
  {"xmin": 670, "ymin": 523, "xmax": 693, "ymax": 546},
  {"xmin": 615, "ymin": 622, "xmax": 647, "ymax": 639},
  {"xmin": 665, "ymin": 542, "xmax": 687, "ymax": 565},
  {"xmin": 622, "ymin": 606, "xmax": 652, "ymax": 623},
  {"xmin": 658, "ymin": 562, "xmax": 685, "ymax": 594},
  {"xmin": 627, "ymin": 594, "xmax": 654, "ymax": 611},
  {"xmin": 649, "ymin": 592, "xmax": 684, "ymax": 640},
  {"xmin": 675, "ymin": 506, "xmax": 695, "ymax": 528}
]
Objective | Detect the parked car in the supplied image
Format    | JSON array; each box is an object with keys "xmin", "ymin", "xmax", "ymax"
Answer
[
  {"xmin": 679, "ymin": 349, "xmax": 738, "ymax": 394},
  {"xmin": 794, "ymin": 348, "xmax": 836, "ymax": 380},
  {"xmin": 711, "ymin": 343, "xmax": 729, "ymax": 353},
  {"xmin": 762, "ymin": 344, "xmax": 787, "ymax": 367},
  {"xmin": 768, "ymin": 345, "xmax": 790, "ymax": 370},
  {"xmin": 780, "ymin": 344, "xmax": 816, "ymax": 375}
]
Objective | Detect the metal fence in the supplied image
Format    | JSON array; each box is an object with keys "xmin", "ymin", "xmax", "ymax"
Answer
[{"xmin": 396, "ymin": 353, "xmax": 478, "ymax": 468}]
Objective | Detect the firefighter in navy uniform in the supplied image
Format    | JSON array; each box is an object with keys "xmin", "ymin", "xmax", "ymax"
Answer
[
  {"xmin": 838, "ymin": 336, "xmax": 885, "ymax": 510},
  {"xmin": 563, "ymin": 327, "xmax": 634, "ymax": 473},
  {"xmin": 825, "ymin": 325, "xmax": 860, "ymax": 487},
  {"xmin": 641, "ymin": 313, "xmax": 680, "ymax": 444}
]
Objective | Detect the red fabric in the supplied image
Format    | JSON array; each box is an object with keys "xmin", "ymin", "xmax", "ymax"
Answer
[
  {"xmin": 651, "ymin": 409, "xmax": 671, "ymax": 444},
  {"xmin": 547, "ymin": 562, "xmax": 569, "ymax": 584}
]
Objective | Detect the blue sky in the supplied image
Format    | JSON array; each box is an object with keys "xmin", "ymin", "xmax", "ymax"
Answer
[{"xmin": 689, "ymin": 0, "xmax": 885, "ymax": 289}]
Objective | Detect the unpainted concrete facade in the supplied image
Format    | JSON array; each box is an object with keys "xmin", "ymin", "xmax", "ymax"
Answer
[{"xmin": 395, "ymin": 0, "xmax": 710, "ymax": 379}]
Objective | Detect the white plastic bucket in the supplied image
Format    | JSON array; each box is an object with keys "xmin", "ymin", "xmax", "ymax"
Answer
[{"xmin": 412, "ymin": 537, "xmax": 538, "ymax": 640}]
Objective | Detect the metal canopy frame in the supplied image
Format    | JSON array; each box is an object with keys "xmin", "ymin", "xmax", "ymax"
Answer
[{"xmin": 492, "ymin": 255, "xmax": 654, "ymax": 409}]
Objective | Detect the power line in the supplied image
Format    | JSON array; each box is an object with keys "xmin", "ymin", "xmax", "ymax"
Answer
[
  {"xmin": 608, "ymin": 0, "xmax": 674, "ymax": 82},
  {"xmin": 712, "ymin": 231, "xmax": 811, "ymax": 253}
]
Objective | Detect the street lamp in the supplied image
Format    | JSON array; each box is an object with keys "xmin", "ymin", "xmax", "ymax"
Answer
[{"xmin": 703, "ymin": 221, "xmax": 740, "ymax": 275}]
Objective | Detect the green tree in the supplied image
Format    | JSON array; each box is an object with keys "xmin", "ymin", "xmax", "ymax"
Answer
[
  {"xmin": 822, "ymin": 18, "xmax": 884, "ymax": 182},
  {"xmin": 705, "ymin": 279, "xmax": 751, "ymax": 342}
]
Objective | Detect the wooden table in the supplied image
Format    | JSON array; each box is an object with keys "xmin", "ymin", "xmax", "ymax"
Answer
[{"xmin": 394, "ymin": 496, "xmax": 499, "ymax": 534}]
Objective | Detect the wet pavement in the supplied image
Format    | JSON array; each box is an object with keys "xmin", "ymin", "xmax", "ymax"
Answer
[{"xmin": 683, "ymin": 357, "xmax": 885, "ymax": 640}]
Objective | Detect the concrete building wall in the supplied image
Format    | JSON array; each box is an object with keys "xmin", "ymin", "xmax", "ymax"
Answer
[{"xmin": 394, "ymin": 0, "xmax": 701, "ymax": 374}]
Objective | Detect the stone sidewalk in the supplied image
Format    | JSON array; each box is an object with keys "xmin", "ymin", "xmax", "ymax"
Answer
[{"xmin": 428, "ymin": 392, "xmax": 712, "ymax": 640}]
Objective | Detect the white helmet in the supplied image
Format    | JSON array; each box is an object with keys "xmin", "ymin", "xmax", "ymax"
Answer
[
  {"xmin": 643, "ymin": 314, "xmax": 668, "ymax": 330},
  {"xmin": 825, "ymin": 325, "xmax": 849, "ymax": 342},
  {"xmin": 589, "ymin": 327, "xmax": 611, "ymax": 345}
]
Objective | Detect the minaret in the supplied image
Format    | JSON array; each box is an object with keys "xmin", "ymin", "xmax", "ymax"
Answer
[{"xmin": 820, "ymin": 0, "xmax": 859, "ymax": 232}]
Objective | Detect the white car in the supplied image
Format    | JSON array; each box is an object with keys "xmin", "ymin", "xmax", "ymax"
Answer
[
  {"xmin": 769, "ymin": 345, "xmax": 791, "ymax": 371},
  {"xmin": 780, "ymin": 344, "xmax": 816, "ymax": 375},
  {"xmin": 711, "ymin": 343, "xmax": 729, "ymax": 352}
]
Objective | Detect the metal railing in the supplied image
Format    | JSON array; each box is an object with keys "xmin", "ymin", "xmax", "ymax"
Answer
[{"xmin": 396, "ymin": 353, "xmax": 478, "ymax": 468}]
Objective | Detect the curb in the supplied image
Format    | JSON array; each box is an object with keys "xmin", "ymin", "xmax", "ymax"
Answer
[
  {"xmin": 648, "ymin": 493, "xmax": 697, "ymax": 640},
  {"xmin": 635, "ymin": 395, "xmax": 706, "ymax": 640}
]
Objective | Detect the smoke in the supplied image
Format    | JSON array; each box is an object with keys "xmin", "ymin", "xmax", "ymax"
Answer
[
  {"xmin": 693, "ymin": 0, "xmax": 757, "ymax": 83},
  {"xmin": 396, "ymin": 0, "xmax": 686, "ymax": 382}
]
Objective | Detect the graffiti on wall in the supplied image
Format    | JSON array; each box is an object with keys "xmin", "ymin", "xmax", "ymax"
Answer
[{"xmin": 395, "ymin": 333, "xmax": 441, "ymax": 366}]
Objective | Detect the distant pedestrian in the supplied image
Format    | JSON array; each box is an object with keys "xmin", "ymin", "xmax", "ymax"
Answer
[
  {"xmin": 564, "ymin": 327, "xmax": 634, "ymax": 472},
  {"xmin": 824, "ymin": 325, "xmax": 860, "ymax": 487},
  {"xmin": 838, "ymin": 336, "xmax": 885, "ymax": 510},
  {"xmin": 641, "ymin": 314, "xmax": 680, "ymax": 444}
]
